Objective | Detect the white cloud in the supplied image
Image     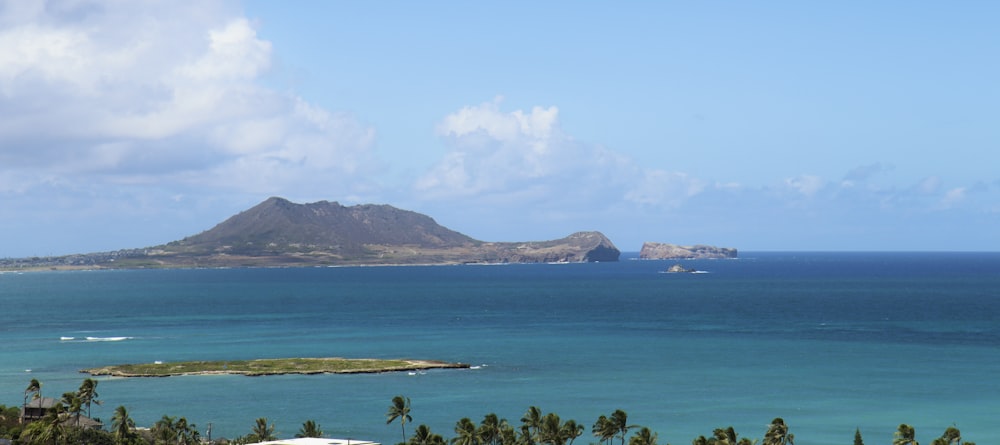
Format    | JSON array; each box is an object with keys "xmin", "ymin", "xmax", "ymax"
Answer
[
  {"xmin": 940, "ymin": 187, "xmax": 966, "ymax": 208},
  {"xmin": 0, "ymin": 0, "xmax": 379, "ymax": 200},
  {"xmin": 418, "ymin": 98, "xmax": 723, "ymax": 221},
  {"xmin": 437, "ymin": 96, "xmax": 559, "ymax": 141},
  {"xmin": 175, "ymin": 18, "xmax": 272, "ymax": 83},
  {"xmin": 625, "ymin": 170, "xmax": 706, "ymax": 207},
  {"xmin": 784, "ymin": 174, "xmax": 824, "ymax": 196},
  {"xmin": 418, "ymin": 98, "xmax": 603, "ymax": 198}
]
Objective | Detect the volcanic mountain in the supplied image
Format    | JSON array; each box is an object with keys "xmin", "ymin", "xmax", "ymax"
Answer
[{"xmin": 128, "ymin": 197, "xmax": 621, "ymax": 267}]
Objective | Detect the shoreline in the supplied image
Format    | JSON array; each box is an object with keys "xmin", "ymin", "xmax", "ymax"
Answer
[{"xmin": 81, "ymin": 358, "xmax": 470, "ymax": 378}]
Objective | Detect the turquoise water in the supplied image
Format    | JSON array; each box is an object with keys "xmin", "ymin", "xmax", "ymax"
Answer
[{"xmin": 2, "ymin": 252, "xmax": 999, "ymax": 445}]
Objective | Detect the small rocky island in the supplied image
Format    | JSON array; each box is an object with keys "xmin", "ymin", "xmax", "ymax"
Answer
[
  {"xmin": 639, "ymin": 242, "xmax": 737, "ymax": 260},
  {"xmin": 664, "ymin": 263, "xmax": 696, "ymax": 273},
  {"xmin": 82, "ymin": 357, "xmax": 470, "ymax": 377}
]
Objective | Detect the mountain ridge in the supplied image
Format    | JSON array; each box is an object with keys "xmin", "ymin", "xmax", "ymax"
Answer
[
  {"xmin": 1, "ymin": 197, "xmax": 620, "ymax": 269},
  {"xmin": 173, "ymin": 197, "xmax": 478, "ymax": 255}
]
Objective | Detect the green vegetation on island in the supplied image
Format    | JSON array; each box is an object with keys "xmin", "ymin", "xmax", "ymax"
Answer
[
  {"xmin": 2, "ymin": 381, "xmax": 980, "ymax": 445},
  {"xmin": 81, "ymin": 358, "xmax": 469, "ymax": 377}
]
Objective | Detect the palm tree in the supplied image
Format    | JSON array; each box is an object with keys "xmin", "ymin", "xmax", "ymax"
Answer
[
  {"xmin": 253, "ymin": 417, "xmax": 277, "ymax": 442},
  {"xmin": 629, "ymin": 427, "xmax": 658, "ymax": 445},
  {"xmin": 930, "ymin": 427, "xmax": 961, "ymax": 445},
  {"xmin": 453, "ymin": 417, "xmax": 480, "ymax": 445},
  {"xmin": 61, "ymin": 392, "xmax": 83, "ymax": 427},
  {"xmin": 497, "ymin": 421, "xmax": 518, "ymax": 445},
  {"xmin": 607, "ymin": 410, "xmax": 632, "ymax": 445},
  {"xmin": 40, "ymin": 402, "xmax": 67, "ymax": 445},
  {"xmin": 520, "ymin": 406, "xmax": 544, "ymax": 444},
  {"xmin": 893, "ymin": 424, "xmax": 918, "ymax": 445},
  {"xmin": 410, "ymin": 424, "xmax": 445, "ymax": 445},
  {"xmin": 538, "ymin": 413, "xmax": 563, "ymax": 445},
  {"xmin": 518, "ymin": 425, "xmax": 535, "ymax": 445},
  {"xmin": 23, "ymin": 378, "xmax": 41, "ymax": 423},
  {"xmin": 297, "ymin": 420, "xmax": 323, "ymax": 438},
  {"xmin": 25, "ymin": 378, "xmax": 42, "ymax": 402},
  {"xmin": 592, "ymin": 416, "xmax": 616, "ymax": 445},
  {"xmin": 77, "ymin": 378, "xmax": 101, "ymax": 418},
  {"xmin": 478, "ymin": 413, "xmax": 503, "ymax": 445},
  {"xmin": 111, "ymin": 405, "xmax": 136, "ymax": 445},
  {"xmin": 708, "ymin": 426, "xmax": 751, "ymax": 445},
  {"xmin": 763, "ymin": 418, "xmax": 793, "ymax": 445},
  {"xmin": 175, "ymin": 417, "xmax": 200, "ymax": 445},
  {"xmin": 153, "ymin": 415, "xmax": 178, "ymax": 445},
  {"xmin": 560, "ymin": 419, "xmax": 585, "ymax": 445},
  {"xmin": 387, "ymin": 396, "xmax": 413, "ymax": 445},
  {"xmin": 720, "ymin": 427, "xmax": 738, "ymax": 445}
]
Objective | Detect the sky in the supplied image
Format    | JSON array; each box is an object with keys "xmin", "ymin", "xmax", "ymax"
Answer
[{"xmin": 1, "ymin": 0, "xmax": 998, "ymax": 257}]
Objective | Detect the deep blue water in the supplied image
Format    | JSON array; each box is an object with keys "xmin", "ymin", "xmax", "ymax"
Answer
[{"xmin": 2, "ymin": 252, "xmax": 999, "ymax": 445}]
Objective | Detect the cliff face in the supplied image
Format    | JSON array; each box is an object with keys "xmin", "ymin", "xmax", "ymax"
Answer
[
  {"xmin": 476, "ymin": 232, "xmax": 620, "ymax": 263},
  {"xmin": 639, "ymin": 242, "xmax": 737, "ymax": 260}
]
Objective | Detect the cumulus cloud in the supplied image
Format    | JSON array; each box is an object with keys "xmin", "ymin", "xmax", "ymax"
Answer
[
  {"xmin": 417, "ymin": 97, "xmax": 708, "ymax": 213},
  {"xmin": 0, "ymin": 0, "xmax": 378, "ymax": 198},
  {"xmin": 624, "ymin": 170, "xmax": 706, "ymax": 207},
  {"xmin": 416, "ymin": 97, "xmax": 573, "ymax": 197},
  {"xmin": 784, "ymin": 174, "xmax": 824, "ymax": 197}
]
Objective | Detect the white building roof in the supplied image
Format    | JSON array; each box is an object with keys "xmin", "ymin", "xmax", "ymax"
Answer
[{"xmin": 248, "ymin": 438, "xmax": 379, "ymax": 445}]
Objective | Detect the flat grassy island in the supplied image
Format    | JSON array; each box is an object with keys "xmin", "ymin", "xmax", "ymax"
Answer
[{"xmin": 82, "ymin": 357, "xmax": 469, "ymax": 377}]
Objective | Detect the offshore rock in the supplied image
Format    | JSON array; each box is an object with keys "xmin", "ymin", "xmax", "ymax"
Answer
[
  {"xmin": 665, "ymin": 263, "xmax": 695, "ymax": 273},
  {"xmin": 640, "ymin": 242, "xmax": 737, "ymax": 260}
]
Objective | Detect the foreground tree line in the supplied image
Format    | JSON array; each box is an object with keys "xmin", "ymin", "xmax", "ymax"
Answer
[
  {"xmin": 383, "ymin": 395, "xmax": 975, "ymax": 445},
  {"xmin": 1, "ymin": 378, "xmax": 321, "ymax": 445},
  {"xmin": 0, "ymin": 382, "xmax": 978, "ymax": 445}
]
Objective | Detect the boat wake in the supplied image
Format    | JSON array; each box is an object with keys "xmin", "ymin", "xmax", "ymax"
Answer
[
  {"xmin": 86, "ymin": 336, "xmax": 132, "ymax": 341},
  {"xmin": 61, "ymin": 336, "xmax": 134, "ymax": 342}
]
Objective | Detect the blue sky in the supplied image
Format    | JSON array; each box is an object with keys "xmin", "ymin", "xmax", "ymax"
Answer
[{"xmin": 1, "ymin": 1, "xmax": 998, "ymax": 257}]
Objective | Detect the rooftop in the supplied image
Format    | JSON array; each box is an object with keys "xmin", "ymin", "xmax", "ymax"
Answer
[{"xmin": 248, "ymin": 438, "xmax": 379, "ymax": 445}]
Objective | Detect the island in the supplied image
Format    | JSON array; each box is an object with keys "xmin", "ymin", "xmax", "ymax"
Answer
[
  {"xmin": 664, "ymin": 263, "xmax": 696, "ymax": 273},
  {"xmin": 81, "ymin": 357, "xmax": 470, "ymax": 377},
  {"xmin": 639, "ymin": 242, "xmax": 737, "ymax": 260},
  {"xmin": 1, "ymin": 197, "xmax": 621, "ymax": 270}
]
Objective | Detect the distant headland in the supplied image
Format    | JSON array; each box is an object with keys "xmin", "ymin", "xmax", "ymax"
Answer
[{"xmin": 0, "ymin": 197, "xmax": 621, "ymax": 269}]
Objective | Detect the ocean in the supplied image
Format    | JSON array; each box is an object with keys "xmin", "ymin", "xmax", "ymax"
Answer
[{"xmin": 2, "ymin": 252, "xmax": 998, "ymax": 445}]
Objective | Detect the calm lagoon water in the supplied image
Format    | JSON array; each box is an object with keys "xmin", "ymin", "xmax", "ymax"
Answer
[{"xmin": 2, "ymin": 252, "xmax": 999, "ymax": 445}]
